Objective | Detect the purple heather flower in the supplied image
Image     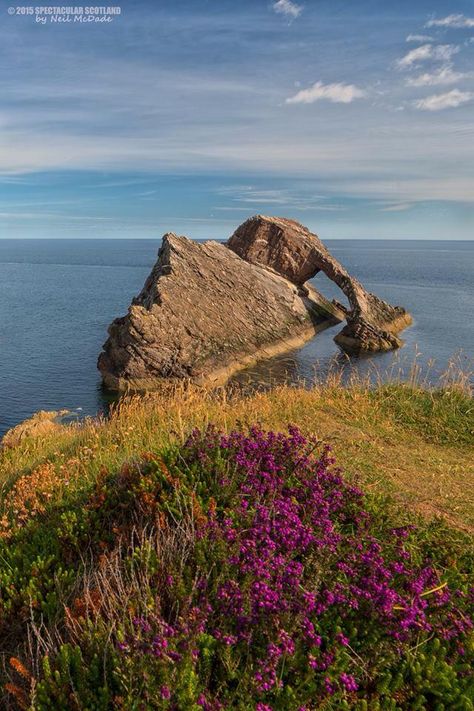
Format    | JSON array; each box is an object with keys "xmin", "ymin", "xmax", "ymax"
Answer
[
  {"xmin": 160, "ymin": 685, "xmax": 171, "ymax": 700},
  {"xmin": 340, "ymin": 672, "xmax": 358, "ymax": 692},
  {"xmin": 114, "ymin": 425, "xmax": 472, "ymax": 707}
]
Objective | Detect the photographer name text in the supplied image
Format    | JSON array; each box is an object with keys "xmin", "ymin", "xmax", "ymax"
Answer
[{"xmin": 7, "ymin": 6, "xmax": 121, "ymax": 23}]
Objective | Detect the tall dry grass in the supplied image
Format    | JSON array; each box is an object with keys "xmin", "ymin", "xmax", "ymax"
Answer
[{"xmin": 0, "ymin": 355, "xmax": 472, "ymax": 531}]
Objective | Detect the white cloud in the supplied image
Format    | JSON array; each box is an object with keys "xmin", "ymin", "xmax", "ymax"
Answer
[
  {"xmin": 414, "ymin": 88, "xmax": 473, "ymax": 111},
  {"xmin": 286, "ymin": 81, "xmax": 366, "ymax": 104},
  {"xmin": 396, "ymin": 44, "xmax": 432, "ymax": 67},
  {"xmin": 434, "ymin": 45, "xmax": 460, "ymax": 61},
  {"xmin": 380, "ymin": 202, "xmax": 413, "ymax": 212},
  {"xmin": 272, "ymin": 0, "xmax": 303, "ymax": 19},
  {"xmin": 406, "ymin": 64, "xmax": 468, "ymax": 86},
  {"xmin": 426, "ymin": 14, "xmax": 474, "ymax": 29},
  {"xmin": 406, "ymin": 34, "xmax": 433, "ymax": 42},
  {"xmin": 215, "ymin": 185, "xmax": 345, "ymax": 211},
  {"xmin": 396, "ymin": 44, "xmax": 459, "ymax": 68}
]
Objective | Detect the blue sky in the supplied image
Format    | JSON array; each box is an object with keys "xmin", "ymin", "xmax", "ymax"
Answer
[{"xmin": 1, "ymin": 0, "xmax": 473, "ymax": 239}]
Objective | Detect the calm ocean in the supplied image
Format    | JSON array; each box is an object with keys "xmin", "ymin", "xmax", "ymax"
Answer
[{"xmin": 0, "ymin": 239, "xmax": 472, "ymax": 436}]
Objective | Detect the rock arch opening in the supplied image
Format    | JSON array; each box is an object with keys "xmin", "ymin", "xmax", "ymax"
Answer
[{"xmin": 311, "ymin": 271, "xmax": 350, "ymax": 313}]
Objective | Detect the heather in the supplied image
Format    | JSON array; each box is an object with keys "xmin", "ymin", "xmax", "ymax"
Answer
[{"xmin": 0, "ymin": 380, "xmax": 473, "ymax": 709}]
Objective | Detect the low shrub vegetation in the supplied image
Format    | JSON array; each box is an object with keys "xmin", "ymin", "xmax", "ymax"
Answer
[{"xmin": 0, "ymin": 402, "xmax": 473, "ymax": 708}]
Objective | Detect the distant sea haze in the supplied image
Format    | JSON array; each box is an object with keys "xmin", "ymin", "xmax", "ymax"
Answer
[{"xmin": 0, "ymin": 238, "xmax": 472, "ymax": 436}]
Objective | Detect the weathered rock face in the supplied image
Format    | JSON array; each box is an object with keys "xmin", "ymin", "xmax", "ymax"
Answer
[
  {"xmin": 228, "ymin": 215, "xmax": 412, "ymax": 353},
  {"xmin": 228, "ymin": 216, "xmax": 325, "ymax": 285},
  {"xmin": 98, "ymin": 233, "xmax": 344, "ymax": 391}
]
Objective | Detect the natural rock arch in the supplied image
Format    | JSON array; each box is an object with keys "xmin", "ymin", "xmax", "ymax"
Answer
[{"xmin": 227, "ymin": 215, "xmax": 412, "ymax": 353}]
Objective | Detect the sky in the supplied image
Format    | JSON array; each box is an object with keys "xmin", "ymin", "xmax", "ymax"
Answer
[{"xmin": 1, "ymin": 0, "xmax": 473, "ymax": 240}]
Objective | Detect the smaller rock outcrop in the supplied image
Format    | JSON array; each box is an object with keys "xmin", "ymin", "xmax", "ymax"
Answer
[
  {"xmin": 98, "ymin": 233, "xmax": 344, "ymax": 390},
  {"xmin": 228, "ymin": 216, "xmax": 412, "ymax": 353},
  {"xmin": 1, "ymin": 410, "xmax": 69, "ymax": 449}
]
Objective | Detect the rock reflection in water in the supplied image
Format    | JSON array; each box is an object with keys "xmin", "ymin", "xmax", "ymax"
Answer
[{"xmin": 228, "ymin": 320, "xmax": 463, "ymax": 394}]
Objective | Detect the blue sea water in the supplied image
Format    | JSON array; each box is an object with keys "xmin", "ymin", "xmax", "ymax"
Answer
[{"xmin": 0, "ymin": 239, "xmax": 472, "ymax": 436}]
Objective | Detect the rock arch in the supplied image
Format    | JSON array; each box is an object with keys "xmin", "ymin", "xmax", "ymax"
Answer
[{"xmin": 227, "ymin": 215, "xmax": 412, "ymax": 353}]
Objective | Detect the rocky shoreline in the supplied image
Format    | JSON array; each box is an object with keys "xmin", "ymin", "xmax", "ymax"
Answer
[{"xmin": 98, "ymin": 216, "xmax": 412, "ymax": 391}]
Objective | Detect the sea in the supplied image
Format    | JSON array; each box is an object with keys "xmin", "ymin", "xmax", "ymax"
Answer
[{"xmin": 0, "ymin": 239, "xmax": 472, "ymax": 437}]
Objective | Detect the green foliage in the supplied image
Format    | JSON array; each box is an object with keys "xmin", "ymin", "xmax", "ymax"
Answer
[{"xmin": 35, "ymin": 645, "xmax": 114, "ymax": 710}]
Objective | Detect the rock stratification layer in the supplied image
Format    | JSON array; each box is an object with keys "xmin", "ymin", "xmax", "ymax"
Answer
[
  {"xmin": 98, "ymin": 233, "xmax": 343, "ymax": 391},
  {"xmin": 228, "ymin": 216, "xmax": 412, "ymax": 353}
]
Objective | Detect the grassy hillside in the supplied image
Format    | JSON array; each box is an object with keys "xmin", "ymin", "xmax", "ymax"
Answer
[{"xmin": 0, "ymin": 379, "xmax": 473, "ymax": 709}]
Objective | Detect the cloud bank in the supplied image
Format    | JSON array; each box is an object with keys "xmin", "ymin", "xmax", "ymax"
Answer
[
  {"xmin": 406, "ymin": 65, "xmax": 468, "ymax": 86},
  {"xmin": 426, "ymin": 14, "xmax": 474, "ymax": 29},
  {"xmin": 286, "ymin": 81, "xmax": 366, "ymax": 104},
  {"xmin": 397, "ymin": 44, "xmax": 459, "ymax": 69},
  {"xmin": 414, "ymin": 88, "xmax": 473, "ymax": 111}
]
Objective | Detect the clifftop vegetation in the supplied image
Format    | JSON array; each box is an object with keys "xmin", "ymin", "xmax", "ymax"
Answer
[{"xmin": 0, "ymin": 375, "xmax": 472, "ymax": 709}]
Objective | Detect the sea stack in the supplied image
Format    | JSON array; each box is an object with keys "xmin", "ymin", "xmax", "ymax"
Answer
[
  {"xmin": 98, "ymin": 216, "xmax": 411, "ymax": 391},
  {"xmin": 98, "ymin": 231, "xmax": 344, "ymax": 390},
  {"xmin": 228, "ymin": 216, "xmax": 412, "ymax": 353}
]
